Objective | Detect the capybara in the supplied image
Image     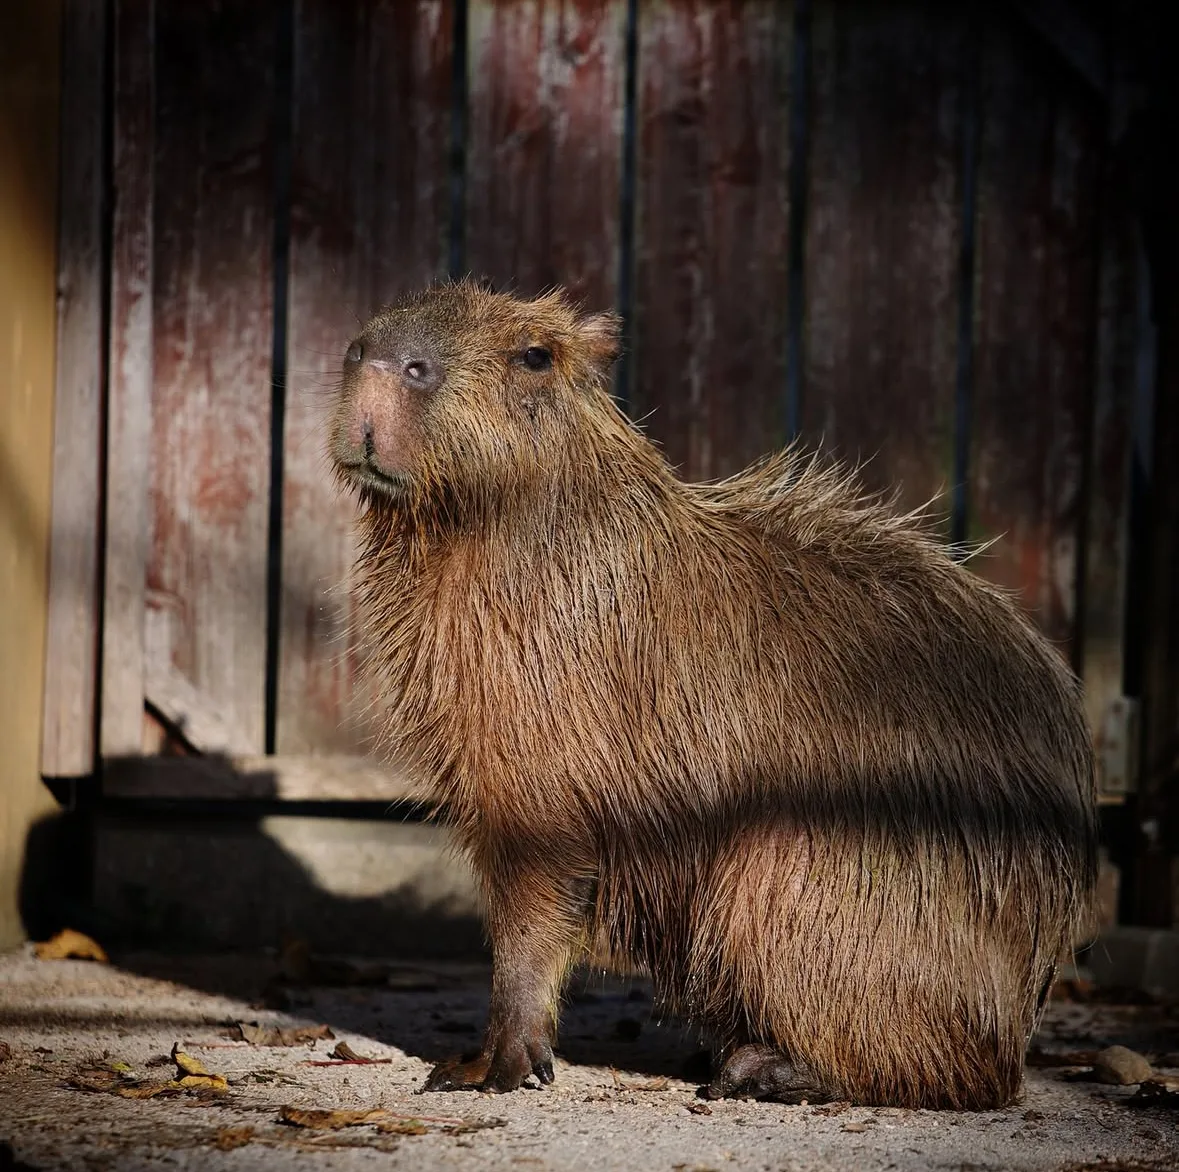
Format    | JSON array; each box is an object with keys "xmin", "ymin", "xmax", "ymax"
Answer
[{"xmin": 330, "ymin": 279, "xmax": 1096, "ymax": 1109}]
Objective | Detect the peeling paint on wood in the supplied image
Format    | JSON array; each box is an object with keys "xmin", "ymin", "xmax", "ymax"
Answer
[
  {"xmin": 634, "ymin": 0, "xmax": 793, "ymax": 480},
  {"xmin": 1081, "ymin": 69, "xmax": 1138, "ymax": 769},
  {"xmin": 145, "ymin": 0, "xmax": 280, "ymax": 754},
  {"xmin": 278, "ymin": 0, "xmax": 454, "ymax": 755},
  {"xmin": 101, "ymin": 0, "xmax": 155, "ymax": 758},
  {"xmin": 42, "ymin": 0, "xmax": 107, "ymax": 776},
  {"xmin": 465, "ymin": 0, "xmax": 626, "ymax": 309},
  {"xmin": 802, "ymin": 2, "xmax": 965, "ymax": 522},
  {"xmin": 970, "ymin": 19, "xmax": 1102, "ymax": 657}
]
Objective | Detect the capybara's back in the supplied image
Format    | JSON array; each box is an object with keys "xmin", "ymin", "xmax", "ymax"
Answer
[{"xmin": 331, "ymin": 280, "xmax": 1097, "ymax": 1109}]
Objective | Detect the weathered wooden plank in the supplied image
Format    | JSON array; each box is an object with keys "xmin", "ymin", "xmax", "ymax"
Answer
[
  {"xmin": 278, "ymin": 0, "xmax": 454, "ymax": 756},
  {"xmin": 146, "ymin": 0, "xmax": 279, "ymax": 755},
  {"xmin": 101, "ymin": 0, "xmax": 155, "ymax": 757},
  {"xmin": 634, "ymin": 0, "xmax": 793, "ymax": 480},
  {"xmin": 801, "ymin": 2, "xmax": 965, "ymax": 520},
  {"xmin": 969, "ymin": 19, "xmax": 1102, "ymax": 656},
  {"xmin": 103, "ymin": 754, "xmax": 417, "ymax": 803},
  {"xmin": 42, "ymin": 0, "xmax": 108, "ymax": 776},
  {"xmin": 1081, "ymin": 66, "xmax": 1140, "ymax": 792},
  {"xmin": 465, "ymin": 0, "xmax": 627, "ymax": 308}
]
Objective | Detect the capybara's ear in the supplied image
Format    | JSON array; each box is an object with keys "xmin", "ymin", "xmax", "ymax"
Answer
[{"xmin": 578, "ymin": 311, "xmax": 622, "ymax": 373}]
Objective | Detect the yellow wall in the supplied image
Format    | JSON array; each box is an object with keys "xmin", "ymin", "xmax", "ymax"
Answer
[{"xmin": 0, "ymin": 1, "xmax": 62, "ymax": 949}]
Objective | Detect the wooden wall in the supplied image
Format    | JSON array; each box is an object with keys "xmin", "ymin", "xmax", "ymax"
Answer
[{"xmin": 44, "ymin": 1, "xmax": 1143, "ymax": 810}]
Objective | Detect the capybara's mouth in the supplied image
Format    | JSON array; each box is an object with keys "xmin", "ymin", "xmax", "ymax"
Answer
[{"xmin": 339, "ymin": 459, "xmax": 410, "ymax": 500}]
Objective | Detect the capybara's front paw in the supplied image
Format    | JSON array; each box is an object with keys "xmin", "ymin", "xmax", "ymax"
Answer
[{"xmin": 422, "ymin": 1034, "xmax": 555, "ymax": 1094}]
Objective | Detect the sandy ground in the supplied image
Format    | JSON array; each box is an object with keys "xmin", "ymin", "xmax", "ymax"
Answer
[{"xmin": 1, "ymin": 947, "xmax": 1177, "ymax": 1172}]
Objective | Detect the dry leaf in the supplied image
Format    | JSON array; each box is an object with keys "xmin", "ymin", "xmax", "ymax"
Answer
[
  {"xmin": 375, "ymin": 1119, "xmax": 428, "ymax": 1136},
  {"xmin": 300, "ymin": 1040, "xmax": 395, "ymax": 1067},
  {"xmin": 280, "ymin": 1106, "xmax": 388, "ymax": 1131},
  {"xmin": 842, "ymin": 1122, "xmax": 869, "ymax": 1133},
  {"xmin": 686, "ymin": 1102, "xmax": 712, "ymax": 1116},
  {"xmin": 34, "ymin": 929, "xmax": 108, "ymax": 963},
  {"xmin": 171, "ymin": 1045, "xmax": 228, "ymax": 1091},
  {"xmin": 177, "ymin": 1074, "xmax": 229, "ymax": 1091},
  {"xmin": 213, "ymin": 1126, "xmax": 255, "ymax": 1151},
  {"xmin": 231, "ymin": 1022, "xmax": 335, "ymax": 1047},
  {"xmin": 172, "ymin": 1047, "xmax": 214, "ymax": 1077}
]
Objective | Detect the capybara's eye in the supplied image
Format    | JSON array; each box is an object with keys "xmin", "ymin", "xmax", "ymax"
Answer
[
  {"xmin": 522, "ymin": 346, "xmax": 552, "ymax": 372},
  {"xmin": 346, "ymin": 340, "xmax": 363, "ymax": 363}
]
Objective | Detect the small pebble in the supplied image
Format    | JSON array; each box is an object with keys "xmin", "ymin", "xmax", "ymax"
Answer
[{"xmin": 1094, "ymin": 1045, "xmax": 1152, "ymax": 1086}]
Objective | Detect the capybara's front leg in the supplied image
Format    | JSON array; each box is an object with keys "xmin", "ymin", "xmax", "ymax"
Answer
[{"xmin": 423, "ymin": 867, "xmax": 589, "ymax": 1094}]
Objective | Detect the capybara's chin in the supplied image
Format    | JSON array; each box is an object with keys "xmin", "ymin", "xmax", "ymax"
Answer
[{"xmin": 333, "ymin": 277, "xmax": 1097, "ymax": 1111}]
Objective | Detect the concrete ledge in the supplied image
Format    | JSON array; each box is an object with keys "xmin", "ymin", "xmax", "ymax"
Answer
[{"xmin": 93, "ymin": 813, "xmax": 484, "ymax": 959}]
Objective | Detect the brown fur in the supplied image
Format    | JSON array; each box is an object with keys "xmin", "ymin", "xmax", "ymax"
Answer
[{"xmin": 330, "ymin": 279, "xmax": 1097, "ymax": 1110}]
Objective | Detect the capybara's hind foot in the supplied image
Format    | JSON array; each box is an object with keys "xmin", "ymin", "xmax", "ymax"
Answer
[{"xmin": 705, "ymin": 1044, "xmax": 826, "ymax": 1104}]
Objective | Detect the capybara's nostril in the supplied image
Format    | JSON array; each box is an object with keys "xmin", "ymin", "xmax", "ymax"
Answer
[
  {"xmin": 346, "ymin": 339, "xmax": 363, "ymax": 363},
  {"xmin": 402, "ymin": 357, "xmax": 441, "ymax": 391}
]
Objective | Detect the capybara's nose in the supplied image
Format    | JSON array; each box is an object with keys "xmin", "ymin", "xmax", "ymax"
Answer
[{"xmin": 399, "ymin": 356, "xmax": 442, "ymax": 393}]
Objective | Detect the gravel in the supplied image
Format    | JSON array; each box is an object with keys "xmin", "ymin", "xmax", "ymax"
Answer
[{"xmin": 1, "ymin": 947, "xmax": 1177, "ymax": 1172}]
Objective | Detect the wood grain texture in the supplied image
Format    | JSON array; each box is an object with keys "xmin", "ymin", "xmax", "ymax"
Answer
[
  {"xmin": 145, "ymin": 0, "xmax": 279, "ymax": 755},
  {"xmin": 101, "ymin": 0, "xmax": 154, "ymax": 757},
  {"xmin": 1080, "ymin": 73, "xmax": 1138, "ymax": 778},
  {"xmin": 1079, "ymin": 61, "xmax": 1141, "ymax": 787},
  {"xmin": 802, "ymin": 2, "xmax": 965, "ymax": 519},
  {"xmin": 278, "ymin": 0, "xmax": 454, "ymax": 755},
  {"xmin": 465, "ymin": 0, "xmax": 626, "ymax": 308},
  {"xmin": 969, "ymin": 19, "xmax": 1103, "ymax": 656},
  {"xmin": 634, "ymin": 0, "xmax": 792, "ymax": 480},
  {"xmin": 42, "ymin": 0, "xmax": 107, "ymax": 776}
]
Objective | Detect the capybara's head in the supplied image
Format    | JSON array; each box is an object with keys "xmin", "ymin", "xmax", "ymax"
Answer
[{"xmin": 331, "ymin": 280, "xmax": 622, "ymax": 512}]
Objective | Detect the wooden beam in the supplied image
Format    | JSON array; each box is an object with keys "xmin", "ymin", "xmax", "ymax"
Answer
[
  {"xmin": 100, "ymin": 0, "xmax": 155, "ymax": 756},
  {"xmin": 41, "ymin": 0, "xmax": 108, "ymax": 778}
]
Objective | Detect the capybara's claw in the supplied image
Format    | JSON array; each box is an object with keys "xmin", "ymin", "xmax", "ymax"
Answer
[{"xmin": 480, "ymin": 1036, "xmax": 555, "ymax": 1093}]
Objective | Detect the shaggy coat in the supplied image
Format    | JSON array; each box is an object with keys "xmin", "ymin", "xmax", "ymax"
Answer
[{"xmin": 332, "ymin": 280, "xmax": 1097, "ymax": 1110}]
